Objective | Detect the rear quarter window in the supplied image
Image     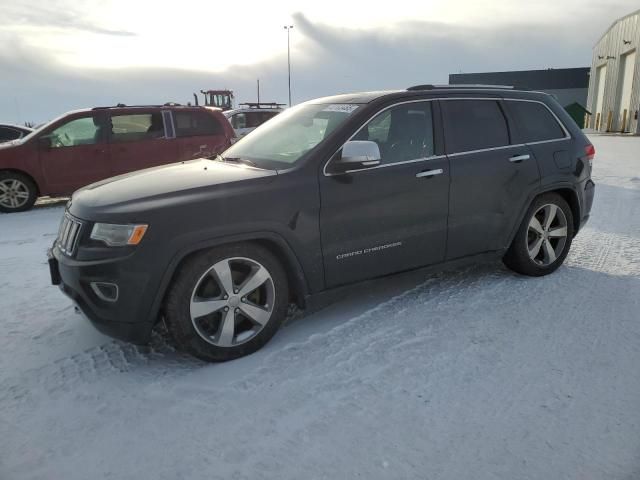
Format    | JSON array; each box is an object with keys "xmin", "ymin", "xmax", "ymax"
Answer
[
  {"xmin": 174, "ymin": 111, "xmax": 223, "ymax": 137},
  {"xmin": 0, "ymin": 127, "xmax": 22, "ymax": 142},
  {"xmin": 441, "ymin": 100, "xmax": 510, "ymax": 154},
  {"xmin": 506, "ymin": 100, "xmax": 567, "ymax": 143}
]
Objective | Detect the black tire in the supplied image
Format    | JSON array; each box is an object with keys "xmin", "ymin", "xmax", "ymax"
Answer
[
  {"xmin": 164, "ymin": 243, "xmax": 289, "ymax": 362},
  {"xmin": 0, "ymin": 171, "xmax": 38, "ymax": 213},
  {"xmin": 503, "ymin": 193, "xmax": 574, "ymax": 276}
]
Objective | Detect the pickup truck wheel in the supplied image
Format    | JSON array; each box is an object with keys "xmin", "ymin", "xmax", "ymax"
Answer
[
  {"xmin": 0, "ymin": 171, "xmax": 37, "ymax": 213},
  {"xmin": 503, "ymin": 193, "xmax": 574, "ymax": 276},
  {"xmin": 164, "ymin": 243, "xmax": 289, "ymax": 362}
]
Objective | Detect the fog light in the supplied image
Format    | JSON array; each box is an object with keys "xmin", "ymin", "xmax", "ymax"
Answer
[{"xmin": 90, "ymin": 282, "xmax": 119, "ymax": 302}]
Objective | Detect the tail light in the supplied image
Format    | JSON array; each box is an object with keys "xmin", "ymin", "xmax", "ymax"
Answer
[{"xmin": 585, "ymin": 144, "xmax": 595, "ymax": 160}]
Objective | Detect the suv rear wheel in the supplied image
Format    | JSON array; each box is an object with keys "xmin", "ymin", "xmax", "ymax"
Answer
[
  {"xmin": 0, "ymin": 171, "xmax": 37, "ymax": 213},
  {"xmin": 503, "ymin": 193, "xmax": 574, "ymax": 276},
  {"xmin": 164, "ymin": 243, "xmax": 289, "ymax": 362}
]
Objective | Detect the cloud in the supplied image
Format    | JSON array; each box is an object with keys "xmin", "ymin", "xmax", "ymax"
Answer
[
  {"xmin": 2, "ymin": 0, "xmax": 135, "ymax": 36},
  {"xmin": 1, "ymin": 4, "xmax": 639, "ymax": 123}
]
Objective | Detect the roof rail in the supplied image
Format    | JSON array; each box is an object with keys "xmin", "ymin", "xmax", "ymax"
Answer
[
  {"xmin": 407, "ymin": 84, "xmax": 515, "ymax": 91},
  {"xmin": 91, "ymin": 103, "xmax": 188, "ymax": 110},
  {"xmin": 239, "ymin": 102, "xmax": 286, "ymax": 109}
]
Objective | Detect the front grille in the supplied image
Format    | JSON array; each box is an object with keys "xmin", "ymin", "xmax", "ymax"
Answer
[{"xmin": 57, "ymin": 214, "xmax": 83, "ymax": 256}]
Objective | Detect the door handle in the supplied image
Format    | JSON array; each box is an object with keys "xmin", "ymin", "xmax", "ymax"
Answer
[
  {"xmin": 509, "ymin": 154, "xmax": 530, "ymax": 163},
  {"xmin": 416, "ymin": 168, "xmax": 443, "ymax": 178}
]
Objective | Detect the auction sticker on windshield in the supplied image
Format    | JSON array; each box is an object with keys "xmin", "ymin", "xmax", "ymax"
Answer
[{"xmin": 321, "ymin": 104, "xmax": 360, "ymax": 113}]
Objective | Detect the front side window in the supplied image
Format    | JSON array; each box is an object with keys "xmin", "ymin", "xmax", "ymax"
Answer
[
  {"xmin": 441, "ymin": 100, "xmax": 510, "ymax": 154},
  {"xmin": 506, "ymin": 100, "xmax": 566, "ymax": 143},
  {"xmin": 46, "ymin": 117, "xmax": 102, "ymax": 148},
  {"xmin": 110, "ymin": 113, "xmax": 164, "ymax": 143},
  {"xmin": 353, "ymin": 102, "xmax": 434, "ymax": 164},
  {"xmin": 222, "ymin": 103, "xmax": 360, "ymax": 169},
  {"xmin": 175, "ymin": 111, "xmax": 223, "ymax": 137}
]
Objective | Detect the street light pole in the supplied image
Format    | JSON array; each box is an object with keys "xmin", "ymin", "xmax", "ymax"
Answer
[{"xmin": 284, "ymin": 25, "xmax": 293, "ymax": 107}]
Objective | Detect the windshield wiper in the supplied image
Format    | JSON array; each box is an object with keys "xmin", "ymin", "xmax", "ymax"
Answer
[{"xmin": 214, "ymin": 155, "xmax": 259, "ymax": 168}]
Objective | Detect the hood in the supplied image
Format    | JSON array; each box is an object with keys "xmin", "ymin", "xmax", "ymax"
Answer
[{"xmin": 71, "ymin": 158, "xmax": 276, "ymax": 213}]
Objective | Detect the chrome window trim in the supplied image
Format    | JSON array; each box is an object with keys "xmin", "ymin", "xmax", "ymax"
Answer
[
  {"xmin": 447, "ymin": 143, "xmax": 526, "ymax": 158},
  {"xmin": 323, "ymin": 98, "xmax": 437, "ymax": 177},
  {"xmin": 336, "ymin": 155, "xmax": 447, "ymax": 175},
  {"xmin": 322, "ymin": 96, "xmax": 572, "ymax": 176}
]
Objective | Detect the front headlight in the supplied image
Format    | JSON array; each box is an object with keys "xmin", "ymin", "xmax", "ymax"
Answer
[{"xmin": 90, "ymin": 223, "xmax": 148, "ymax": 247}]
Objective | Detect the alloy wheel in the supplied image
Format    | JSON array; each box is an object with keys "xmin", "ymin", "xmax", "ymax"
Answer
[
  {"xmin": 526, "ymin": 203, "xmax": 568, "ymax": 266},
  {"xmin": 190, "ymin": 257, "xmax": 275, "ymax": 347},
  {"xmin": 0, "ymin": 179, "xmax": 30, "ymax": 209}
]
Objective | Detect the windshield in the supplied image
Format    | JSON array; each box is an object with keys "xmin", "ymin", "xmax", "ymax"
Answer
[{"xmin": 222, "ymin": 102, "xmax": 360, "ymax": 169}]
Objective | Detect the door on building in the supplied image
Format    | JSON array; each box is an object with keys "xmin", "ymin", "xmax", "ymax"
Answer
[
  {"xmin": 594, "ymin": 64, "xmax": 607, "ymax": 131},
  {"xmin": 616, "ymin": 50, "xmax": 636, "ymax": 133}
]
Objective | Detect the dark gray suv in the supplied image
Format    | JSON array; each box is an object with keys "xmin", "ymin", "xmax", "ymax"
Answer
[{"xmin": 49, "ymin": 85, "xmax": 595, "ymax": 361}]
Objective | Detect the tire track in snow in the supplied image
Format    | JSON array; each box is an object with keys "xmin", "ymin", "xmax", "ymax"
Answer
[
  {"xmin": 0, "ymin": 332, "xmax": 204, "ymax": 411},
  {"xmin": 4, "ymin": 185, "xmax": 638, "ymax": 417}
]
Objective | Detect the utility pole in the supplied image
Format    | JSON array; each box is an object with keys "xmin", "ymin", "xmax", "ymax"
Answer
[
  {"xmin": 284, "ymin": 25, "xmax": 294, "ymax": 107},
  {"xmin": 257, "ymin": 79, "xmax": 260, "ymax": 103}
]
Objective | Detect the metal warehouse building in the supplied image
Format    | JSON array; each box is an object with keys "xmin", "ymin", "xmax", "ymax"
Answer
[
  {"xmin": 449, "ymin": 68, "xmax": 590, "ymax": 127},
  {"xmin": 586, "ymin": 9, "xmax": 640, "ymax": 133}
]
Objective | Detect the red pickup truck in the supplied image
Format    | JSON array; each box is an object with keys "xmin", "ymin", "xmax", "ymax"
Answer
[{"xmin": 0, "ymin": 104, "xmax": 235, "ymax": 213}]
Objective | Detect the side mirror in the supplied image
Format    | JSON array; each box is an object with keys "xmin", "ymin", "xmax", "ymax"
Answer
[
  {"xmin": 331, "ymin": 140, "xmax": 381, "ymax": 173},
  {"xmin": 38, "ymin": 136, "xmax": 52, "ymax": 150}
]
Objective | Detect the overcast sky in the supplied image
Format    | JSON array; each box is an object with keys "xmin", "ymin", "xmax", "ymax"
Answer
[{"xmin": 1, "ymin": 0, "xmax": 638, "ymax": 124}]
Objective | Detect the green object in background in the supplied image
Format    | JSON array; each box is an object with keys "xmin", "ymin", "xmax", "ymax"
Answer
[{"xmin": 564, "ymin": 102, "xmax": 590, "ymax": 129}]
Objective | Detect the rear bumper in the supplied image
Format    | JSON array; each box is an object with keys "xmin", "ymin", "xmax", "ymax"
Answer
[
  {"xmin": 48, "ymin": 246, "xmax": 155, "ymax": 344},
  {"xmin": 580, "ymin": 179, "xmax": 595, "ymax": 230}
]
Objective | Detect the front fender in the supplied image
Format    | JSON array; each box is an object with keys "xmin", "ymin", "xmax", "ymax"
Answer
[{"xmin": 145, "ymin": 230, "xmax": 311, "ymax": 325}]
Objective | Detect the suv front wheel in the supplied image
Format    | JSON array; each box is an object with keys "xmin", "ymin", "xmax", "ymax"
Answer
[
  {"xmin": 164, "ymin": 243, "xmax": 289, "ymax": 362},
  {"xmin": 503, "ymin": 193, "xmax": 574, "ymax": 276}
]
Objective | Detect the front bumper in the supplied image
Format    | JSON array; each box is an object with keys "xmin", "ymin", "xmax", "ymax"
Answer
[{"xmin": 48, "ymin": 246, "xmax": 155, "ymax": 344}]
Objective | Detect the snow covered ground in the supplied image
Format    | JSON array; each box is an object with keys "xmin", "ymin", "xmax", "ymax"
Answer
[{"xmin": 1, "ymin": 135, "xmax": 639, "ymax": 480}]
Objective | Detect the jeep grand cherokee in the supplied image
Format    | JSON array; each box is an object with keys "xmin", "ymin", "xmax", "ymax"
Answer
[{"xmin": 48, "ymin": 85, "xmax": 595, "ymax": 361}]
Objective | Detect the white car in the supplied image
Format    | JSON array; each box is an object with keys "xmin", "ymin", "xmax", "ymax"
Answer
[{"xmin": 223, "ymin": 103, "xmax": 284, "ymax": 139}]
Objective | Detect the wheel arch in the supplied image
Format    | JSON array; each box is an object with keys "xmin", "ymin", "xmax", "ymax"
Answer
[
  {"xmin": 506, "ymin": 184, "xmax": 581, "ymax": 249},
  {"xmin": 0, "ymin": 168, "xmax": 41, "ymax": 196},
  {"xmin": 550, "ymin": 187, "xmax": 580, "ymax": 235},
  {"xmin": 150, "ymin": 232, "xmax": 310, "ymax": 325}
]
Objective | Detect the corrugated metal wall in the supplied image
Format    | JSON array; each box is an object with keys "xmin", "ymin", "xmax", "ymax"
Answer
[{"xmin": 586, "ymin": 10, "xmax": 640, "ymax": 133}]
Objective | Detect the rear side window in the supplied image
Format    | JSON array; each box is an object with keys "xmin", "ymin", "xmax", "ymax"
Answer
[
  {"xmin": 260, "ymin": 111, "xmax": 279, "ymax": 123},
  {"xmin": 110, "ymin": 113, "xmax": 164, "ymax": 142},
  {"xmin": 506, "ymin": 100, "xmax": 566, "ymax": 143},
  {"xmin": 441, "ymin": 100, "xmax": 510, "ymax": 154},
  {"xmin": 174, "ymin": 111, "xmax": 223, "ymax": 137},
  {"xmin": 245, "ymin": 112, "xmax": 263, "ymax": 128},
  {"xmin": 231, "ymin": 113, "xmax": 247, "ymax": 129}
]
